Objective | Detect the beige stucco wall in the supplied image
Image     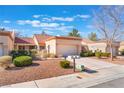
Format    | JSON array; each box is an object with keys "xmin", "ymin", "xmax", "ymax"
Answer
[
  {"xmin": 33, "ymin": 36, "xmax": 40, "ymax": 50},
  {"xmin": 119, "ymin": 45, "xmax": 124, "ymax": 51},
  {"xmin": 46, "ymin": 38, "xmax": 81, "ymax": 56},
  {"xmin": 0, "ymin": 35, "xmax": 14, "ymax": 55},
  {"xmin": 119, "ymin": 42, "xmax": 124, "ymax": 51},
  {"xmin": 87, "ymin": 43, "xmax": 107, "ymax": 52},
  {"xmin": 45, "ymin": 39, "xmax": 56, "ymax": 54}
]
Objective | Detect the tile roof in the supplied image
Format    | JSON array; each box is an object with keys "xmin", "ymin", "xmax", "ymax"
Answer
[
  {"xmin": 15, "ymin": 37, "xmax": 35, "ymax": 45},
  {"xmin": 34, "ymin": 34, "xmax": 52, "ymax": 45},
  {"xmin": 46, "ymin": 36, "xmax": 82, "ymax": 41},
  {"xmin": 82, "ymin": 38, "xmax": 95, "ymax": 44}
]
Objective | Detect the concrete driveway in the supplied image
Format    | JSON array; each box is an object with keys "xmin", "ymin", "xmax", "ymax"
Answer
[{"xmin": 67, "ymin": 57, "xmax": 118, "ymax": 70}]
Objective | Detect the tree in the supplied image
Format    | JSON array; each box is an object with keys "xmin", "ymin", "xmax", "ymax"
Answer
[
  {"xmin": 93, "ymin": 6, "xmax": 124, "ymax": 61},
  {"xmin": 68, "ymin": 28, "xmax": 81, "ymax": 37},
  {"xmin": 88, "ymin": 32, "xmax": 98, "ymax": 41},
  {"xmin": 41, "ymin": 30, "xmax": 46, "ymax": 35}
]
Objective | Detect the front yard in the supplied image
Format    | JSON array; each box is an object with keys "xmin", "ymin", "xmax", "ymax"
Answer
[{"xmin": 0, "ymin": 59, "xmax": 76, "ymax": 86}]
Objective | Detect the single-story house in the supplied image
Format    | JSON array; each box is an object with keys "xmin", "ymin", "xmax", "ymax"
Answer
[
  {"xmin": 45, "ymin": 36, "xmax": 82, "ymax": 56},
  {"xmin": 14, "ymin": 37, "xmax": 36, "ymax": 50},
  {"xmin": 81, "ymin": 39, "xmax": 120, "ymax": 56},
  {"xmin": 33, "ymin": 34, "xmax": 52, "ymax": 51},
  {"xmin": 0, "ymin": 31, "xmax": 14, "ymax": 56}
]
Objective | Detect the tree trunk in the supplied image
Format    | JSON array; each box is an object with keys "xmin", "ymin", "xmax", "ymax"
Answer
[{"xmin": 110, "ymin": 43, "xmax": 113, "ymax": 61}]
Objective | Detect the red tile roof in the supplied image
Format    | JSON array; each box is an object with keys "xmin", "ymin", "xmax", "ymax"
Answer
[
  {"xmin": 82, "ymin": 38, "xmax": 95, "ymax": 44},
  {"xmin": 46, "ymin": 36, "xmax": 82, "ymax": 41},
  {"xmin": 34, "ymin": 34, "xmax": 52, "ymax": 45},
  {"xmin": 15, "ymin": 37, "xmax": 35, "ymax": 45}
]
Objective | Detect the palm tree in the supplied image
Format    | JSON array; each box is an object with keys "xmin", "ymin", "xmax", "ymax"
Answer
[{"xmin": 68, "ymin": 28, "xmax": 81, "ymax": 37}]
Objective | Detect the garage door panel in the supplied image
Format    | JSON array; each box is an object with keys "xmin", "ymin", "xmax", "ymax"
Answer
[{"xmin": 57, "ymin": 45, "xmax": 77, "ymax": 56}]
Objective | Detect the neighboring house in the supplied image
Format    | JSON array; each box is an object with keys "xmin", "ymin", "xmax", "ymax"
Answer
[
  {"xmin": 119, "ymin": 41, "xmax": 124, "ymax": 51},
  {"xmin": 0, "ymin": 31, "xmax": 14, "ymax": 56},
  {"xmin": 46, "ymin": 36, "xmax": 82, "ymax": 56},
  {"xmin": 14, "ymin": 37, "xmax": 36, "ymax": 50},
  {"xmin": 33, "ymin": 34, "xmax": 52, "ymax": 51},
  {"xmin": 82, "ymin": 39, "xmax": 120, "ymax": 56}
]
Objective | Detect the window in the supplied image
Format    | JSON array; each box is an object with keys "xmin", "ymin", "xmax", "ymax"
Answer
[
  {"xmin": 19, "ymin": 46, "xmax": 25, "ymax": 50},
  {"xmin": 40, "ymin": 46, "xmax": 45, "ymax": 50},
  {"xmin": 29, "ymin": 46, "xmax": 35, "ymax": 49}
]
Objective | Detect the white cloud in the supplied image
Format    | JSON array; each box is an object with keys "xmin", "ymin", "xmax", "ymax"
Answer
[
  {"xmin": 33, "ymin": 15, "xmax": 41, "ymax": 18},
  {"xmin": 75, "ymin": 14, "xmax": 90, "ymax": 19},
  {"xmin": 42, "ymin": 17, "xmax": 74, "ymax": 22},
  {"xmin": 42, "ymin": 18, "xmax": 52, "ymax": 21},
  {"xmin": 17, "ymin": 20, "xmax": 41, "ymax": 27},
  {"xmin": 43, "ymin": 25, "xmax": 73, "ymax": 32},
  {"xmin": 17, "ymin": 20, "xmax": 60, "ymax": 28},
  {"xmin": 33, "ymin": 14, "xmax": 48, "ymax": 18},
  {"xmin": 51, "ymin": 17, "xmax": 74, "ymax": 21},
  {"xmin": 3, "ymin": 20, "xmax": 11, "ymax": 23}
]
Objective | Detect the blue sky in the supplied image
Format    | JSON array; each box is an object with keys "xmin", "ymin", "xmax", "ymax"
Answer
[{"xmin": 0, "ymin": 5, "xmax": 100, "ymax": 37}]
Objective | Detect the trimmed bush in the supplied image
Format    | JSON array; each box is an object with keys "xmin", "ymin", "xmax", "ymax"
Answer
[
  {"xmin": 0, "ymin": 56, "xmax": 12, "ymax": 69},
  {"xmin": 95, "ymin": 52, "xmax": 102, "ymax": 58},
  {"xmin": 13, "ymin": 56, "xmax": 32, "ymax": 67},
  {"xmin": 48, "ymin": 53, "xmax": 56, "ymax": 58},
  {"xmin": 120, "ymin": 49, "xmax": 124, "ymax": 55},
  {"xmin": 60, "ymin": 60, "xmax": 70, "ymax": 68},
  {"xmin": 80, "ymin": 50, "xmax": 95, "ymax": 57},
  {"xmin": 101, "ymin": 52, "xmax": 110, "ymax": 57}
]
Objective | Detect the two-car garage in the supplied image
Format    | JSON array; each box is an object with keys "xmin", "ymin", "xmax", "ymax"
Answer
[
  {"xmin": 46, "ymin": 36, "xmax": 82, "ymax": 56},
  {"xmin": 57, "ymin": 45, "xmax": 78, "ymax": 56}
]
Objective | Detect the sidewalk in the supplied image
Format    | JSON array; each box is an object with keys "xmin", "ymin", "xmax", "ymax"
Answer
[{"xmin": 1, "ymin": 65, "xmax": 124, "ymax": 88}]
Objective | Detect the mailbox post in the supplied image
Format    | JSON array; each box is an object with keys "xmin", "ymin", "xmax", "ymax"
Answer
[
  {"xmin": 71, "ymin": 55, "xmax": 80, "ymax": 72},
  {"xmin": 73, "ymin": 58, "xmax": 76, "ymax": 72}
]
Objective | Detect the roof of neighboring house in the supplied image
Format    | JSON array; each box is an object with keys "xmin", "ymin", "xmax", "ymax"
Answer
[
  {"xmin": 82, "ymin": 38, "xmax": 120, "ymax": 46},
  {"xmin": 15, "ymin": 37, "xmax": 35, "ymax": 45},
  {"xmin": 34, "ymin": 34, "xmax": 52, "ymax": 45},
  {"xmin": 0, "ymin": 31, "xmax": 13, "ymax": 40},
  {"xmin": 46, "ymin": 36, "xmax": 82, "ymax": 41},
  {"xmin": 82, "ymin": 38, "xmax": 95, "ymax": 44}
]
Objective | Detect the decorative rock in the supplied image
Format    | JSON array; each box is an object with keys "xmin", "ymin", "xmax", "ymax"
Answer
[{"xmin": 76, "ymin": 65, "xmax": 85, "ymax": 71}]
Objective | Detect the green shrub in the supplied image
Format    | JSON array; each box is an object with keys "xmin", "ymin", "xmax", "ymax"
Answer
[
  {"xmin": 48, "ymin": 53, "xmax": 56, "ymax": 58},
  {"xmin": 10, "ymin": 50, "xmax": 31, "ymax": 59},
  {"xmin": 13, "ymin": 56, "xmax": 32, "ymax": 67},
  {"xmin": 95, "ymin": 52, "xmax": 102, "ymax": 58},
  {"xmin": 80, "ymin": 50, "xmax": 95, "ymax": 57},
  {"xmin": 101, "ymin": 52, "xmax": 110, "ymax": 57},
  {"xmin": 120, "ymin": 49, "xmax": 124, "ymax": 55},
  {"xmin": 60, "ymin": 60, "xmax": 70, "ymax": 68},
  {"xmin": 0, "ymin": 56, "xmax": 12, "ymax": 69}
]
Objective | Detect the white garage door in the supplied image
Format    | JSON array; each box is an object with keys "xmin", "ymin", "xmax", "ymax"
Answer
[
  {"xmin": 0, "ymin": 45, "xmax": 3, "ymax": 56},
  {"xmin": 57, "ymin": 45, "xmax": 78, "ymax": 56}
]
